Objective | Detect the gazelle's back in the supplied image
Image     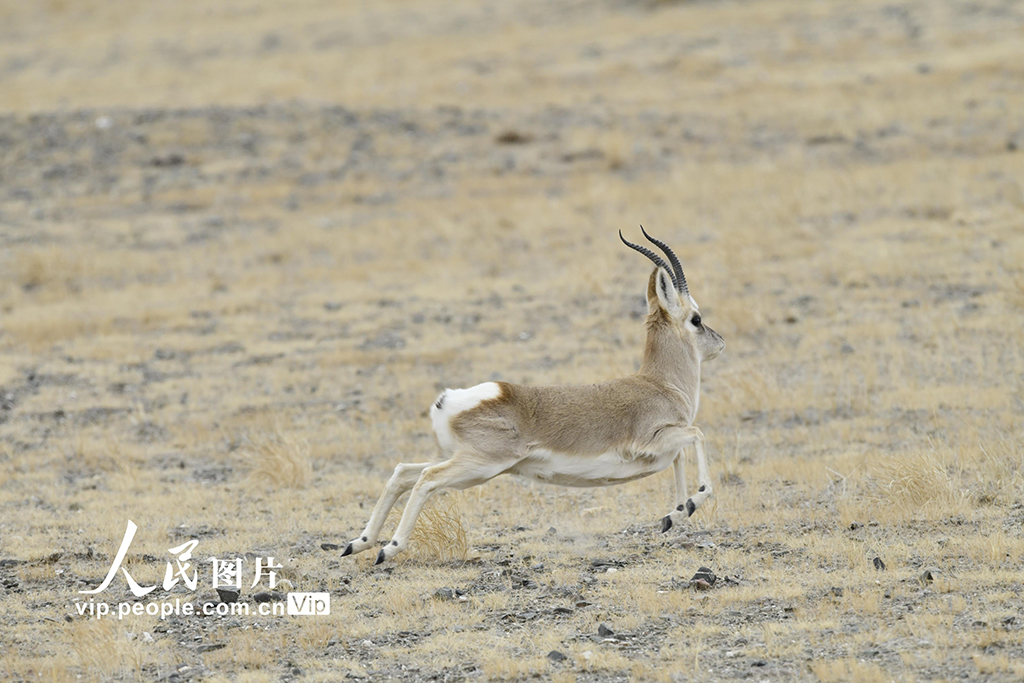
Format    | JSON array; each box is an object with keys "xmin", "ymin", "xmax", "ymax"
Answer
[{"xmin": 434, "ymin": 378, "xmax": 683, "ymax": 459}]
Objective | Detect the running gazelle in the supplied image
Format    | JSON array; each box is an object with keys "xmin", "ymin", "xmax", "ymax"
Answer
[{"xmin": 343, "ymin": 229, "xmax": 724, "ymax": 564}]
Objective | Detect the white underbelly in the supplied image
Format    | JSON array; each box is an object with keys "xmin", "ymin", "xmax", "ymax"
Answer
[{"xmin": 507, "ymin": 448, "xmax": 675, "ymax": 488}]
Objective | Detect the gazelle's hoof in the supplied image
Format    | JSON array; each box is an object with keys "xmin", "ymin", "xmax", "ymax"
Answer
[
  {"xmin": 660, "ymin": 515, "xmax": 673, "ymax": 533},
  {"xmin": 374, "ymin": 540, "xmax": 401, "ymax": 565},
  {"xmin": 684, "ymin": 499, "xmax": 696, "ymax": 517},
  {"xmin": 341, "ymin": 536, "xmax": 373, "ymax": 557}
]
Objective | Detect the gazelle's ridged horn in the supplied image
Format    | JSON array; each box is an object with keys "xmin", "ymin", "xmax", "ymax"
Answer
[
  {"xmin": 640, "ymin": 226, "xmax": 688, "ymax": 296},
  {"xmin": 619, "ymin": 230, "xmax": 676, "ymax": 289}
]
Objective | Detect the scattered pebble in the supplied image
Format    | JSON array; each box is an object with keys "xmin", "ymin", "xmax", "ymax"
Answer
[
  {"xmin": 691, "ymin": 567, "xmax": 717, "ymax": 588},
  {"xmin": 433, "ymin": 587, "xmax": 463, "ymax": 601},
  {"xmin": 873, "ymin": 557, "xmax": 886, "ymax": 571},
  {"xmin": 598, "ymin": 623, "xmax": 615, "ymax": 637},
  {"xmin": 197, "ymin": 643, "xmax": 226, "ymax": 653},
  {"xmin": 253, "ymin": 591, "xmax": 283, "ymax": 603},
  {"xmin": 216, "ymin": 588, "xmax": 240, "ymax": 604},
  {"xmin": 495, "ymin": 130, "xmax": 533, "ymax": 145},
  {"xmin": 547, "ymin": 650, "xmax": 567, "ymax": 662},
  {"xmin": 920, "ymin": 567, "xmax": 940, "ymax": 585}
]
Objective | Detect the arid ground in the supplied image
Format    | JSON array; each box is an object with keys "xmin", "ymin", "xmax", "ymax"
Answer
[{"xmin": 1, "ymin": 0, "xmax": 1023, "ymax": 681}]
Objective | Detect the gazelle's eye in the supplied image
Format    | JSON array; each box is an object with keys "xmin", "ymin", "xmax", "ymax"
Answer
[{"xmin": 691, "ymin": 315, "xmax": 701, "ymax": 326}]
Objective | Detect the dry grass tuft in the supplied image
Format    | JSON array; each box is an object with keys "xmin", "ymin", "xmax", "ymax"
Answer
[
  {"xmin": 975, "ymin": 436, "xmax": 1024, "ymax": 503},
  {"xmin": 245, "ymin": 430, "xmax": 312, "ymax": 489},
  {"xmin": 69, "ymin": 619, "xmax": 145, "ymax": 678},
  {"xmin": 408, "ymin": 494, "xmax": 468, "ymax": 562},
  {"xmin": 867, "ymin": 451, "xmax": 967, "ymax": 519}
]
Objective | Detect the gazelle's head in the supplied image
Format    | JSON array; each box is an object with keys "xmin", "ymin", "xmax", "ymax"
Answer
[{"xmin": 621, "ymin": 227, "xmax": 725, "ymax": 363}]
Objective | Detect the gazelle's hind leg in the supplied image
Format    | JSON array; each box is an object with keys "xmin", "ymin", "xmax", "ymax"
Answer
[
  {"xmin": 659, "ymin": 427, "xmax": 713, "ymax": 533},
  {"xmin": 342, "ymin": 462, "xmax": 432, "ymax": 557},
  {"xmin": 375, "ymin": 452, "xmax": 511, "ymax": 565}
]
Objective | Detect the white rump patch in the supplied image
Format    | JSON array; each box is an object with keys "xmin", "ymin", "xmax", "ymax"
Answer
[{"xmin": 430, "ymin": 382, "xmax": 501, "ymax": 454}]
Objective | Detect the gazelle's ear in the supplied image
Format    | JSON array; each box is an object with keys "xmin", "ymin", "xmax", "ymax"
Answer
[{"xmin": 647, "ymin": 268, "xmax": 683, "ymax": 317}]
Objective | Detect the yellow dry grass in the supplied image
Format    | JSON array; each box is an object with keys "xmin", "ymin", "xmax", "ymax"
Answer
[{"xmin": 1, "ymin": 0, "xmax": 1023, "ymax": 681}]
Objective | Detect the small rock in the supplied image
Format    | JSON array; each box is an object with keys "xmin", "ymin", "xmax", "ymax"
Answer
[
  {"xmin": 253, "ymin": 591, "xmax": 283, "ymax": 603},
  {"xmin": 691, "ymin": 567, "xmax": 717, "ymax": 587},
  {"xmin": 552, "ymin": 607, "xmax": 573, "ymax": 615},
  {"xmin": 830, "ymin": 587, "xmax": 844, "ymax": 597},
  {"xmin": 150, "ymin": 153, "xmax": 185, "ymax": 167},
  {"xmin": 433, "ymin": 587, "xmax": 457, "ymax": 601},
  {"xmin": 849, "ymin": 522, "xmax": 863, "ymax": 530},
  {"xmin": 142, "ymin": 632, "xmax": 155, "ymax": 643},
  {"xmin": 547, "ymin": 650, "xmax": 567, "ymax": 662},
  {"xmin": 574, "ymin": 601, "xmax": 591, "ymax": 608},
  {"xmin": 752, "ymin": 660, "xmax": 768, "ymax": 667},
  {"xmin": 598, "ymin": 623, "xmax": 615, "ymax": 637},
  {"xmin": 920, "ymin": 567, "xmax": 940, "ymax": 584},
  {"xmin": 216, "ymin": 588, "xmax": 240, "ymax": 604},
  {"xmin": 197, "ymin": 643, "xmax": 226, "ymax": 653},
  {"xmin": 495, "ymin": 130, "xmax": 532, "ymax": 145},
  {"xmin": 873, "ymin": 557, "xmax": 886, "ymax": 571},
  {"xmin": 321, "ymin": 543, "xmax": 341, "ymax": 551}
]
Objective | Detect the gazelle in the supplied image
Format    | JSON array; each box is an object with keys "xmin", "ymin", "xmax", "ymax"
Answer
[{"xmin": 343, "ymin": 229, "xmax": 724, "ymax": 565}]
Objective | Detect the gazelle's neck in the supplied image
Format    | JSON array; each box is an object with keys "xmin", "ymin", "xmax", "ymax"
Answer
[{"xmin": 639, "ymin": 314, "xmax": 701, "ymax": 408}]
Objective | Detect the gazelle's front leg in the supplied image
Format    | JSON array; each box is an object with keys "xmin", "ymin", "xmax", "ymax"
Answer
[
  {"xmin": 660, "ymin": 450, "xmax": 690, "ymax": 532},
  {"xmin": 688, "ymin": 431, "xmax": 714, "ymax": 511},
  {"xmin": 342, "ymin": 462, "xmax": 432, "ymax": 557},
  {"xmin": 659, "ymin": 426, "xmax": 713, "ymax": 533}
]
